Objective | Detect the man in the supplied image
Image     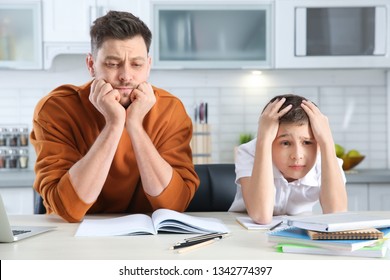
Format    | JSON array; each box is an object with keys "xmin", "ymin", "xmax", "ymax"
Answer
[{"xmin": 31, "ymin": 11, "xmax": 199, "ymax": 222}]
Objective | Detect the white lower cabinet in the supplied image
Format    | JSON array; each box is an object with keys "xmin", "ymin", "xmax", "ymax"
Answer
[
  {"xmin": 368, "ymin": 184, "xmax": 390, "ymax": 211},
  {"xmin": 346, "ymin": 183, "xmax": 390, "ymax": 211},
  {"xmin": 0, "ymin": 187, "xmax": 34, "ymax": 214},
  {"xmin": 313, "ymin": 183, "xmax": 370, "ymax": 213},
  {"xmin": 346, "ymin": 184, "xmax": 369, "ymax": 211}
]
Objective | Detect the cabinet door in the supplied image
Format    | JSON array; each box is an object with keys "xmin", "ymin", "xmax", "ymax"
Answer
[
  {"xmin": 42, "ymin": 0, "xmax": 148, "ymax": 69},
  {"xmin": 152, "ymin": 3, "xmax": 273, "ymax": 69},
  {"xmin": 275, "ymin": 0, "xmax": 390, "ymax": 68},
  {"xmin": 0, "ymin": 187, "xmax": 33, "ymax": 214},
  {"xmin": 369, "ymin": 184, "xmax": 390, "ymax": 211},
  {"xmin": 43, "ymin": 0, "xmax": 147, "ymax": 43},
  {"xmin": 42, "ymin": 0, "xmax": 96, "ymax": 43},
  {"xmin": 346, "ymin": 184, "xmax": 369, "ymax": 211},
  {"xmin": 97, "ymin": 0, "xmax": 145, "ymax": 18},
  {"xmin": 0, "ymin": 1, "xmax": 42, "ymax": 69}
]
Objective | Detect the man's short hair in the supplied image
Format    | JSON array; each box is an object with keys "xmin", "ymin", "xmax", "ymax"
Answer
[{"xmin": 90, "ymin": 10, "xmax": 152, "ymax": 55}]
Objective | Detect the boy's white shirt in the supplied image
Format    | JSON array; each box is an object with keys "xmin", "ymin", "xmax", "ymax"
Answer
[{"xmin": 229, "ymin": 138, "xmax": 346, "ymax": 215}]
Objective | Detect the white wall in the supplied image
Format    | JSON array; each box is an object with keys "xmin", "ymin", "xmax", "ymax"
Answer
[{"xmin": 0, "ymin": 55, "xmax": 388, "ymax": 168}]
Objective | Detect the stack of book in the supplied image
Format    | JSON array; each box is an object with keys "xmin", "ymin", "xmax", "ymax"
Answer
[{"xmin": 266, "ymin": 212, "xmax": 390, "ymax": 258}]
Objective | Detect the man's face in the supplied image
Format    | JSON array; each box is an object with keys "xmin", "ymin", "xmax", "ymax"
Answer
[
  {"xmin": 272, "ymin": 122, "xmax": 318, "ymax": 182},
  {"xmin": 87, "ymin": 36, "xmax": 151, "ymax": 108}
]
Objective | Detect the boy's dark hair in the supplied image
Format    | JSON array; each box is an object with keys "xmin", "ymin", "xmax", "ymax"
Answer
[
  {"xmin": 90, "ymin": 10, "xmax": 152, "ymax": 55},
  {"xmin": 266, "ymin": 94, "xmax": 311, "ymax": 125}
]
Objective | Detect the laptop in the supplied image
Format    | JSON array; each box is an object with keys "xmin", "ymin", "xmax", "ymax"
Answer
[{"xmin": 0, "ymin": 194, "xmax": 56, "ymax": 242}]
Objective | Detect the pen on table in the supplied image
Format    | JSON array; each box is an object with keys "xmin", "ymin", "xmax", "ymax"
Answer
[
  {"xmin": 183, "ymin": 232, "xmax": 228, "ymax": 243},
  {"xmin": 171, "ymin": 232, "xmax": 229, "ymax": 248},
  {"xmin": 170, "ymin": 236, "xmax": 220, "ymax": 250},
  {"xmin": 269, "ymin": 221, "xmax": 283, "ymax": 231},
  {"xmin": 176, "ymin": 238, "xmax": 217, "ymax": 254}
]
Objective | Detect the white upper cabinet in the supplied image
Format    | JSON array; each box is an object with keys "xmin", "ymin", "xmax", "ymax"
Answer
[
  {"xmin": 42, "ymin": 0, "xmax": 147, "ymax": 69},
  {"xmin": 275, "ymin": 0, "xmax": 390, "ymax": 69},
  {"xmin": 42, "ymin": 0, "xmax": 95, "ymax": 44},
  {"xmin": 151, "ymin": 0, "xmax": 274, "ymax": 69},
  {"xmin": 0, "ymin": 0, "xmax": 42, "ymax": 69}
]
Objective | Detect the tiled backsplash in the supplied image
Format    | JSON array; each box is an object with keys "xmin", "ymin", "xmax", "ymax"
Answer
[{"xmin": 0, "ymin": 55, "xmax": 388, "ymax": 169}]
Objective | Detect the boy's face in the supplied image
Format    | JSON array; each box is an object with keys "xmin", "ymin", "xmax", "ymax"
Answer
[
  {"xmin": 87, "ymin": 36, "xmax": 151, "ymax": 108},
  {"xmin": 272, "ymin": 122, "xmax": 317, "ymax": 182}
]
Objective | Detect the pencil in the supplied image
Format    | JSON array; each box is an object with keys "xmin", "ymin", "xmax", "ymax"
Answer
[
  {"xmin": 170, "ymin": 237, "xmax": 211, "ymax": 250},
  {"xmin": 269, "ymin": 221, "xmax": 283, "ymax": 231},
  {"xmin": 176, "ymin": 239, "xmax": 216, "ymax": 254},
  {"xmin": 184, "ymin": 232, "xmax": 227, "ymax": 242}
]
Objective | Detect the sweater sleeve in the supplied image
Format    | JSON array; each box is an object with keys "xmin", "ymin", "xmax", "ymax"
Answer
[
  {"xmin": 142, "ymin": 96, "xmax": 200, "ymax": 211},
  {"xmin": 30, "ymin": 90, "xmax": 96, "ymax": 222}
]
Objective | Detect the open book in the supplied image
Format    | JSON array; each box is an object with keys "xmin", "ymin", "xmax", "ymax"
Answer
[{"xmin": 75, "ymin": 209, "xmax": 230, "ymax": 237}]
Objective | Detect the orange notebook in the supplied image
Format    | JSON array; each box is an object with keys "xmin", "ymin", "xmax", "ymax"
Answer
[{"xmin": 307, "ymin": 228, "xmax": 383, "ymax": 240}]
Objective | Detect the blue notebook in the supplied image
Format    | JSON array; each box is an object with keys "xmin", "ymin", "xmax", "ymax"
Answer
[{"xmin": 267, "ymin": 227, "xmax": 390, "ymax": 252}]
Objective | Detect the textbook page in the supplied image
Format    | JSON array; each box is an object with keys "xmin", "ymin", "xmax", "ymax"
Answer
[
  {"xmin": 75, "ymin": 214, "xmax": 155, "ymax": 236},
  {"xmin": 152, "ymin": 209, "xmax": 230, "ymax": 234},
  {"xmin": 75, "ymin": 210, "xmax": 230, "ymax": 236}
]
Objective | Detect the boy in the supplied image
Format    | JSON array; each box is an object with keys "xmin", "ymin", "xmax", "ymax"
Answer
[{"xmin": 229, "ymin": 94, "xmax": 347, "ymax": 224}]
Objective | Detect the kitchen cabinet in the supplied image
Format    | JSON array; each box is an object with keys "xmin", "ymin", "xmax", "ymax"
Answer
[
  {"xmin": 275, "ymin": 0, "xmax": 390, "ymax": 69},
  {"xmin": 313, "ymin": 181, "xmax": 390, "ymax": 213},
  {"xmin": 0, "ymin": 170, "xmax": 35, "ymax": 214},
  {"xmin": 0, "ymin": 0, "xmax": 42, "ymax": 69},
  {"xmin": 346, "ymin": 184, "xmax": 369, "ymax": 211},
  {"xmin": 42, "ymin": 0, "xmax": 147, "ymax": 69},
  {"xmin": 0, "ymin": 187, "xmax": 33, "ymax": 214},
  {"xmin": 345, "ymin": 183, "xmax": 390, "ymax": 211},
  {"xmin": 312, "ymin": 184, "xmax": 369, "ymax": 213},
  {"xmin": 369, "ymin": 184, "xmax": 390, "ymax": 211},
  {"xmin": 151, "ymin": 1, "xmax": 273, "ymax": 69}
]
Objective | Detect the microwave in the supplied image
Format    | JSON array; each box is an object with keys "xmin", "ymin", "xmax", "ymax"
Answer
[{"xmin": 275, "ymin": 0, "xmax": 390, "ymax": 68}]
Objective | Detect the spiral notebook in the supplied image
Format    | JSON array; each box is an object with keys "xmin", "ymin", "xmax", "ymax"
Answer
[
  {"xmin": 307, "ymin": 228, "xmax": 384, "ymax": 240},
  {"xmin": 266, "ymin": 226, "xmax": 390, "ymax": 251}
]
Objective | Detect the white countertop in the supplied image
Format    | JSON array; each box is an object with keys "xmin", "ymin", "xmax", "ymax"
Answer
[
  {"xmin": 2, "ymin": 212, "xmax": 389, "ymax": 260},
  {"xmin": 2, "ymin": 169, "xmax": 390, "ymax": 188}
]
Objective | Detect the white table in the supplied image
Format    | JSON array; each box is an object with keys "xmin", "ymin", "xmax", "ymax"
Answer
[{"xmin": 1, "ymin": 212, "xmax": 389, "ymax": 260}]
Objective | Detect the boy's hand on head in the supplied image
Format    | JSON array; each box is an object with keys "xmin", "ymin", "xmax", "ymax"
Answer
[
  {"xmin": 257, "ymin": 97, "xmax": 292, "ymax": 142},
  {"xmin": 301, "ymin": 100, "xmax": 333, "ymax": 146}
]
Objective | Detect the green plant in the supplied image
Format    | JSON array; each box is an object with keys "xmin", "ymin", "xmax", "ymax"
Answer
[{"xmin": 239, "ymin": 133, "xmax": 253, "ymax": 144}]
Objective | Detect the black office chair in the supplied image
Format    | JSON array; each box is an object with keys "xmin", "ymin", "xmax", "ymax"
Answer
[
  {"xmin": 34, "ymin": 190, "xmax": 46, "ymax": 214},
  {"xmin": 186, "ymin": 163, "xmax": 236, "ymax": 212},
  {"xmin": 34, "ymin": 163, "xmax": 237, "ymax": 214}
]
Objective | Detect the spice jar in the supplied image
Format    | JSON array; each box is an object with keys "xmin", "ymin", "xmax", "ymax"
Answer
[
  {"xmin": 7, "ymin": 127, "xmax": 19, "ymax": 147},
  {"xmin": 19, "ymin": 127, "xmax": 29, "ymax": 146},
  {"xmin": 18, "ymin": 148, "xmax": 29, "ymax": 169},
  {"xmin": 0, "ymin": 128, "xmax": 8, "ymax": 146},
  {"xmin": 7, "ymin": 148, "xmax": 18, "ymax": 168},
  {"xmin": 0, "ymin": 148, "xmax": 6, "ymax": 168}
]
